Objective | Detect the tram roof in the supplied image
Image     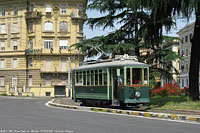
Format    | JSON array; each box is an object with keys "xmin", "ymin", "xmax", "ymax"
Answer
[{"xmin": 74, "ymin": 59, "xmax": 148, "ymax": 71}]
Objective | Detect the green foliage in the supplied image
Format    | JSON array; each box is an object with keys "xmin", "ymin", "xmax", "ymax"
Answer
[{"xmin": 0, "ymin": 93, "xmax": 8, "ymax": 96}]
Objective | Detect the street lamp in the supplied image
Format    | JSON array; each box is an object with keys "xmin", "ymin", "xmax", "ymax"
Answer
[{"xmin": 68, "ymin": 47, "xmax": 71, "ymax": 98}]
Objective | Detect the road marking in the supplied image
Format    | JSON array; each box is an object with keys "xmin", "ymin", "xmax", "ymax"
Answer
[{"xmin": 45, "ymin": 101, "xmax": 200, "ymax": 125}]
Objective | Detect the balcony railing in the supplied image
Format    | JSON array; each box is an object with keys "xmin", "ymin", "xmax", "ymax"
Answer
[
  {"xmin": 71, "ymin": 11, "xmax": 87, "ymax": 20},
  {"xmin": 25, "ymin": 11, "xmax": 42, "ymax": 20}
]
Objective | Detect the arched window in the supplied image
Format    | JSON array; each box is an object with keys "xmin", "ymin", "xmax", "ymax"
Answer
[
  {"xmin": 60, "ymin": 22, "xmax": 68, "ymax": 32},
  {"xmin": 44, "ymin": 21, "xmax": 53, "ymax": 31}
]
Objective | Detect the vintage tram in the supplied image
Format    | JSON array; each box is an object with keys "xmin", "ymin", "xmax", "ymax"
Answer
[{"xmin": 72, "ymin": 55, "xmax": 150, "ymax": 107}]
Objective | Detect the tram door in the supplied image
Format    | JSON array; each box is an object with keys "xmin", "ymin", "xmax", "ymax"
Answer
[{"xmin": 113, "ymin": 69, "xmax": 118, "ymax": 99}]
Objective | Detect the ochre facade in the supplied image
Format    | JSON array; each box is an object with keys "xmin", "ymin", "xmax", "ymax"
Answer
[{"xmin": 0, "ymin": 0, "xmax": 87, "ymax": 97}]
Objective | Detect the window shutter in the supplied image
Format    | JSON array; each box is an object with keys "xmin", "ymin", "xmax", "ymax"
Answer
[
  {"xmin": 13, "ymin": 40, "xmax": 18, "ymax": 46},
  {"xmin": 1, "ymin": 59, "xmax": 4, "ymax": 69},
  {"xmin": 46, "ymin": 59, "xmax": 51, "ymax": 71},
  {"xmin": 44, "ymin": 22, "xmax": 53, "ymax": 31},
  {"xmin": 13, "ymin": 23, "xmax": 18, "ymax": 33},
  {"xmin": 46, "ymin": 5, "xmax": 51, "ymax": 12},
  {"xmin": 12, "ymin": 76, "xmax": 17, "ymax": 87},
  {"xmin": 59, "ymin": 40, "xmax": 68, "ymax": 47},
  {"xmin": 0, "ymin": 77, "xmax": 5, "ymax": 86},
  {"xmin": 29, "ymin": 76, "xmax": 32, "ymax": 86},
  {"xmin": 13, "ymin": 59, "xmax": 17, "ymax": 68},
  {"xmin": 1, "ymin": 24, "xmax": 6, "ymax": 33},
  {"xmin": 61, "ymin": 59, "xmax": 66, "ymax": 72}
]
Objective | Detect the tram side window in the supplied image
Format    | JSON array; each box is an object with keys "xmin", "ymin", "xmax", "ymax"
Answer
[
  {"xmin": 91, "ymin": 70, "xmax": 94, "ymax": 85},
  {"xmin": 144, "ymin": 68, "xmax": 148, "ymax": 85},
  {"xmin": 127, "ymin": 68, "xmax": 130, "ymax": 85},
  {"xmin": 76, "ymin": 72, "xmax": 79, "ymax": 83},
  {"xmin": 87, "ymin": 71, "xmax": 90, "ymax": 85},
  {"xmin": 95, "ymin": 70, "xmax": 98, "ymax": 85},
  {"xmin": 119, "ymin": 69, "xmax": 124, "ymax": 85},
  {"xmin": 83, "ymin": 71, "xmax": 86, "ymax": 85},
  {"xmin": 79, "ymin": 72, "xmax": 83, "ymax": 84},
  {"xmin": 103, "ymin": 70, "xmax": 107, "ymax": 85},
  {"xmin": 132, "ymin": 68, "xmax": 142, "ymax": 84},
  {"xmin": 99, "ymin": 70, "xmax": 102, "ymax": 85}
]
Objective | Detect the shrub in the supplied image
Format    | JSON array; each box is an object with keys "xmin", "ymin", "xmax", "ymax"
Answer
[
  {"xmin": 0, "ymin": 93, "xmax": 8, "ymax": 96},
  {"xmin": 150, "ymin": 83, "xmax": 183, "ymax": 97}
]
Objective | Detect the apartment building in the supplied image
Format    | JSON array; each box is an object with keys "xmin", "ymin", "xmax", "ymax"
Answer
[
  {"xmin": 161, "ymin": 40, "xmax": 180, "ymax": 87},
  {"xmin": 177, "ymin": 22, "xmax": 199, "ymax": 89},
  {"xmin": 0, "ymin": 0, "xmax": 87, "ymax": 97}
]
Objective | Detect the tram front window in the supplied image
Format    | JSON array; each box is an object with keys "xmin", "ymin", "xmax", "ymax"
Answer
[
  {"xmin": 127, "ymin": 68, "xmax": 130, "ymax": 85},
  {"xmin": 119, "ymin": 69, "xmax": 124, "ymax": 85},
  {"xmin": 144, "ymin": 68, "xmax": 148, "ymax": 85},
  {"xmin": 132, "ymin": 68, "xmax": 142, "ymax": 84}
]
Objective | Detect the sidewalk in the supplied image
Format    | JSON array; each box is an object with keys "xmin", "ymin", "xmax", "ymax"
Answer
[{"xmin": 49, "ymin": 98, "xmax": 200, "ymax": 123}]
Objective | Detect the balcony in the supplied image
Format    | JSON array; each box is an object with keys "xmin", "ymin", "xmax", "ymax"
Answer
[
  {"xmin": 71, "ymin": 11, "xmax": 87, "ymax": 20},
  {"xmin": 25, "ymin": 11, "xmax": 42, "ymax": 20}
]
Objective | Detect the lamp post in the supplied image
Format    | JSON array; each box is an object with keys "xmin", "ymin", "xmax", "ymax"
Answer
[{"xmin": 68, "ymin": 48, "xmax": 71, "ymax": 98}]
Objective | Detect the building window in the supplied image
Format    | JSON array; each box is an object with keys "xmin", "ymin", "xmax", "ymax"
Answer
[
  {"xmin": 12, "ymin": 76, "xmax": 17, "ymax": 88},
  {"xmin": 186, "ymin": 49, "xmax": 188, "ymax": 56},
  {"xmin": 29, "ymin": 39, "xmax": 33, "ymax": 49},
  {"xmin": 185, "ymin": 35, "xmax": 188, "ymax": 43},
  {"xmin": 79, "ymin": 23, "xmax": 83, "ymax": 32},
  {"xmin": 181, "ymin": 38, "xmax": 184, "ymax": 44},
  {"xmin": 189, "ymin": 33, "xmax": 192, "ymax": 40},
  {"xmin": 13, "ymin": 23, "xmax": 18, "ymax": 33},
  {"xmin": 61, "ymin": 59, "xmax": 66, "ymax": 72},
  {"xmin": 29, "ymin": 4, "xmax": 34, "ymax": 11},
  {"xmin": 28, "ymin": 75, "xmax": 32, "ymax": 86},
  {"xmin": 181, "ymin": 79, "xmax": 184, "ymax": 87},
  {"xmin": 61, "ymin": 75, "xmax": 66, "ymax": 80},
  {"xmin": 45, "ymin": 75, "xmax": 51, "ymax": 86},
  {"xmin": 28, "ymin": 58, "xmax": 32, "ymax": 68},
  {"xmin": 60, "ymin": 22, "xmax": 68, "ymax": 32},
  {"xmin": 13, "ymin": 40, "xmax": 18, "ymax": 50},
  {"xmin": 13, "ymin": 58, "xmax": 17, "ymax": 68},
  {"xmin": 13, "ymin": 7, "xmax": 18, "ymax": 15},
  {"xmin": 0, "ymin": 77, "xmax": 5, "ymax": 87},
  {"xmin": 186, "ymin": 79, "xmax": 189, "ymax": 87},
  {"xmin": 1, "ymin": 41, "xmax": 5, "ymax": 51},
  {"xmin": 186, "ymin": 64, "xmax": 189, "ymax": 72},
  {"xmin": 78, "ymin": 5, "xmax": 83, "ymax": 15},
  {"xmin": 61, "ymin": 4, "xmax": 67, "ymax": 14},
  {"xmin": 44, "ymin": 39, "xmax": 53, "ymax": 49},
  {"xmin": 59, "ymin": 40, "xmax": 68, "ymax": 49},
  {"xmin": 46, "ymin": 59, "xmax": 51, "ymax": 71},
  {"xmin": 29, "ymin": 22, "xmax": 33, "ymax": 32},
  {"xmin": 46, "ymin": 5, "xmax": 51, "ymax": 14},
  {"xmin": 0, "ymin": 59, "xmax": 4, "ymax": 69},
  {"xmin": 44, "ymin": 21, "xmax": 53, "ymax": 31},
  {"xmin": 1, "ymin": 8, "xmax": 5, "ymax": 16},
  {"xmin": 1, "ymin": 24, "xmax": 6, "ymax": 34},
  {"xmin": 182, "ymin": 50, "xmax": 184, "ymax": 56}
]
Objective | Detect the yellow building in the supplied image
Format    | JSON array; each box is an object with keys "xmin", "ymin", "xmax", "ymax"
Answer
[{"xmin": 0, "ymin": 0, "xmax": 87, "ymax": 97}]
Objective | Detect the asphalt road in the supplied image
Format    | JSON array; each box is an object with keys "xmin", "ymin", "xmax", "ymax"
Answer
[{"xmin": 0, "ymin": 97, "xmax": 199, "ymax": 133}]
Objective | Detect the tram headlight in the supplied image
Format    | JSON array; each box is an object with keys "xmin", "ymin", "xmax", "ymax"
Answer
[{"xmin": 135, "ymin": 92, "xmax": 141, "ymax": 98}]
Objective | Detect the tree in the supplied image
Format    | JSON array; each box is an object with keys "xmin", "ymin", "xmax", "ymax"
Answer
[{"xmin": 72, "ymin": 0, "xmax": 181, "ymax": 87}]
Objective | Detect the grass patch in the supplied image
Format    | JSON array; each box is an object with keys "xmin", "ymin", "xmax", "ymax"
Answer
[{"xmin": 149, "ymin": 96, "xmax": 200, "ymax": 111}]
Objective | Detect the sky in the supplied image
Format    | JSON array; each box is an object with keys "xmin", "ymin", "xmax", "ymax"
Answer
[{"xmin": 83, "ymin": 10, "xmax": 196, "ymax": 39}]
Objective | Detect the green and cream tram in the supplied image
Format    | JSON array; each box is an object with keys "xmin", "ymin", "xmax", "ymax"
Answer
[{"xmin": 72, "ymin": 56, "xmax": 150, "ymax": 107}]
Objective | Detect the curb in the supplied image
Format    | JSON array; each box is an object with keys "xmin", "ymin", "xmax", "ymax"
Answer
[{"xmin": 47, "ymin": 99, "xmax": 200, "ymax": 123}]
